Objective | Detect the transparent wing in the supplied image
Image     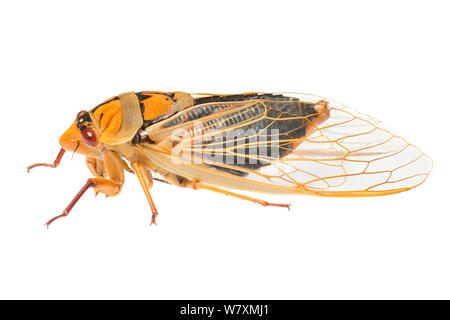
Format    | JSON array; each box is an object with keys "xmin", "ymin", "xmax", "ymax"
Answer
[{"xmin": 144, "ymin": 93, "xmax": 432, "ymax": 196}]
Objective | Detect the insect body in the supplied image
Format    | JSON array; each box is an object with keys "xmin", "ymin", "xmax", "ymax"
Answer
[{"xmin": 28, "ymin": 91, "xmax": 432, "ymax": 226}]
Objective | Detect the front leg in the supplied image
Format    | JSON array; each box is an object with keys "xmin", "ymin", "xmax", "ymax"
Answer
[
  {"xmin": 86, "ymin": 157, "xmax": 106, "ymax": 177},
  {"xmin": 27, "ymin": 148, "xmax": 66, "ymax": 172},
  {"xmin": 45, "ymin": 177, "xmax": 123, "ymax": 227},
  {"xmin": 45, "ymin": 150, "xmax": 125, "ymax": 227}
]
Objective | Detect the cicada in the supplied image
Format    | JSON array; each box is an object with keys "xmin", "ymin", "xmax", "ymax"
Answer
[{"xmin": 28, "ymin": 91, "xmax": 432, "ymax": 226}]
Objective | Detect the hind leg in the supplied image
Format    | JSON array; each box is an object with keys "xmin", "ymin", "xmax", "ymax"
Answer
[{"xmin": 185, "ymin": 180, "xmax": 291, "ymax": 210}]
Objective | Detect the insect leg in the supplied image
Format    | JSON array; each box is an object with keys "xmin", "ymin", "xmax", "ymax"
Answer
[
  {"xmin": 154, "ymin": 168, "xmax": 186, "ymax": 187},
  {"xmin": 27, "ymin": 148, "xmax": 65, "ymax": 172},
  {"xmin": 120, "ymin": 158, "xmax": 134, "ymax": 174},
  {"xmin": 131, "ymin": 161, "xmax": 159, "ymax": 225},
  {"xmin": 45, "ymin": 179, "xmax": 94, "ymax": 227},
  {"xmin": 152, "ymin": 177, "xmax": 169, "ymax": 184},
  {"xmin": 45, "ymin": 177, "xmax": 124, "ymax": 227},
  {"xmin": 187, "ymin": 181, "xmax": 291, "ymax": 210},
  {"xmin": 46, "ymin": 150, "xmax": 126, "ymax": 227},
  {"xmin": 86, "ymin": 157, "xmax": 106, "ymax": 177}
]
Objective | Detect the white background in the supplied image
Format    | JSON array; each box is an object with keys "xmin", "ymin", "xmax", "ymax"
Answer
[{"xmin": 0, "ymin": 1, "xmax": 449, "ymax": 299}]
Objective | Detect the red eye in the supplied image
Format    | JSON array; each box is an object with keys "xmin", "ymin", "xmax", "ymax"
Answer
[{"xmin": 81, "ymin": 129, "xmax": 98, "ymax": 147}]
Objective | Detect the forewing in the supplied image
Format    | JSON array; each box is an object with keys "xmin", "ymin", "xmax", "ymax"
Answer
[{"xmin": 145, "ymin": 93, "xmax": 432, "ymax": 196}]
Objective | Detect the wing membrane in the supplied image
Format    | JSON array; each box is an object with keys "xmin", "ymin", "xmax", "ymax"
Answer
[{"xmin": 142, "ymin": 93, "xmax": 432, "ymax": 196}]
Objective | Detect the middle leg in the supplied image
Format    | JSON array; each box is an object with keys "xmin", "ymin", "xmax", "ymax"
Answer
[{"xmin": 131, "ymin": 161, "xmax": 159, "ymax": 225}]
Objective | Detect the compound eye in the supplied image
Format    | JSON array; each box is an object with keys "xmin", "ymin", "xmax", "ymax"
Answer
[{"xmin": 81, "ymin": 128, "xmax": 98, "ymax": 147}]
